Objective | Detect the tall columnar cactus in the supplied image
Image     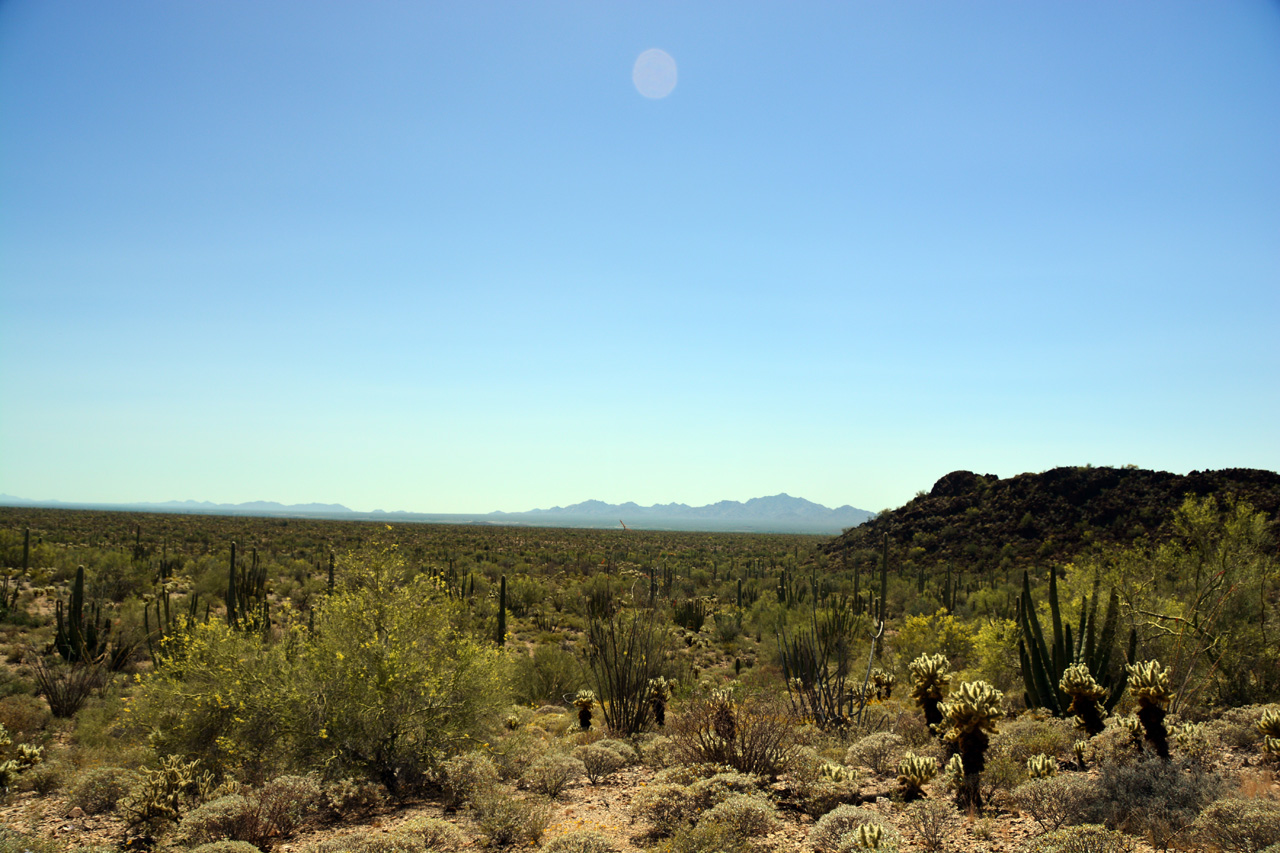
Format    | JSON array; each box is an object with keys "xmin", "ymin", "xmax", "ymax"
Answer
[
  {"xmin": 496, "ymin": 575, "xmax": 507, "ymax": 646},
  {"xmin": 908, "ymin": 653, "xmax": 952, "ymax": 733},
  {"xmin": 225, "ymin": 543, "xmax": 268, "ymax": 631},
  {"xmin": 896, "ymin": 752, "xmax": 938, "ymax": 801},
  {"xmin": 1257, "ymin": 709, "xmax": 1280, "ymax": 757},
  {"xmin": 939, "ymin": 680, "xmax": 1004, "ymax": 811},
  {"xmin": 1127, "ymin": 659, "xmax": 1172, "ymax": 759},
  {"xmin": 574, "ymin": 689, "xmax": 596, "ymax": 731},
  {"xmin": 1059, "ymin": 662, "xmax": 1108, "ymax": 737},
  {"xmin": 54, "ymin": 566, "xmax": 110, "ymax": 663},
  {"xmin": 1018, "ymin": 569, "xmax": 1136, "ymax": 718}
]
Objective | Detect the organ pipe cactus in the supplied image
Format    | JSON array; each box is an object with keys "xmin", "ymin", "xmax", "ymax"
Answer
[
  {"xmin": 1127, "ymin": 659, "xmax": 1172, "ymax": 759},
  {"xmin": 896, "ymin": 752, "xmax": 938, "ymax": 801},
  {"xmin": 1259, "ymin": 709, "xmax": 1280, "ymax": 757},
  {"xmin": 939, "ymin": 680, "xmax": 1004, "ymax": 811},
  {"xmin": 908, "ymin": 653, "xmax": 951, "ymax": 733},
  {"xmin": 1018, "ymin": 569, "xmax": 1134, "ymax": 717},
  {"xmin": 1059, "ymin": 662, "xmax": 1108, "ymax": 737}
]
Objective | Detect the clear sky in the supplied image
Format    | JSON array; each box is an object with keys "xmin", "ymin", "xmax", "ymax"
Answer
[{"xmin": 2, "ymin": 1, "xmax": 1277, "ymax": 515}]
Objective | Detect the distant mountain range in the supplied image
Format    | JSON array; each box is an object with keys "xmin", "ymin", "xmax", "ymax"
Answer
[{"xmin": 0, "ymin": 493, "xmax": 872, "ymax": 534}]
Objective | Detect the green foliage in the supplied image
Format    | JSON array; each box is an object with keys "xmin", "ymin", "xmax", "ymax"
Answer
[
  {"xmin": 701, "ymin": 792, "xmax": 779, "ymax": 839},
  {"xmin": 585, "ymin": 608, "xmax": 672, "ymax": 735},
  {"xmin": 572, "ymin": 744, "xmax": 623, "ymax": 784},
  {"xmin": 786, "ymin": 746, "xmax": 860, "ymax": 816},
  {"xmin": 524, "ymin": 752, "xmax": 584, "ymax": 796},
  {"xmin": 896, "ymin": 608, "xmax": 975, "ymax": 670},
  {"xmin": 779, "ymin": 595, "xmax": 869, "ymax": 730},
  {"xmin": 1010, "ymin": 774, "xmax": 1094, "ymax": 833},
  {"xmin": 121, "ymin": 754, "xmax": 216, "ymax": 831},
  {"xmin": 1190, "ymin": 797, "xmax": 1280, "ymax": 853},
  {"xmin": 632, "ymin": 782, "xmax": 698, "ymax": 836},
  {"xmin": 653, "ymin": 823, "xmax": 750, "ymax": 853},
  {"xmin": 440, "ymin": 751, "xmax": 500, "ymax": 808},
  {"xmin": 542, "ymin": 830, "xmax": 618, "ymax": 853},
  {"xmin": 1020, "ymin": 824, "xmax": 1135, "ymax": 853},
  {"xmin": 469, "ymin": 785, "xmax": 552, "ymax": 847},
  {"xmin": 667, "ymin": 688, "xmax": 797, "ymax": 776},
  {"xmin": 1017, "ymin": 568, "xmax": 1131, "ymax": 718},
  {"xmin": 69, "ymin": 765, "xmax": 138, "ymax": 814},
  {"xmin": 808, "ymin": 805, "xmax": 894, "ymax": 853},
  {"xmin": 401, "ymin": 816, "xmax": 467, "ymax": 852},
  {"xmin": 1090, "ymin": 756, "xmax": 1226, "ymax": 849}
]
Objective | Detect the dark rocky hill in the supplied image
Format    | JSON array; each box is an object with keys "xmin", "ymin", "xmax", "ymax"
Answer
[{"xmin": 822, "ymin": 466, "xmax": 1280, "ymax": 568}]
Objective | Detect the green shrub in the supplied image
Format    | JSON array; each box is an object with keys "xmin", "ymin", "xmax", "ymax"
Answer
[
  {"xmin": 809, "ymin": 805, "xmax": 892, "ymax": 853},
  {"xmin": 845, "ymin": 732, "xmax": 904, "ymax": 776},
  {"xmin": 653, "ymin": 823, "xmax": 750, "ymax": 853},
  {"xmin": 1190, "ymin": 797, "xmax": 1280, "ymax": 852},
  {"xmin": 632, "ymin": 782, "xmax": 698, "ymax": 837},
  {"xmin": 440, "ymin": 751, "xmax": 500, "ymax": 808},
  {"xmin": 18, "ymin": 758, "xmax": 68, "ymax": 795},
  {"xmin": 179, "ymin": 795, "xmax": 262, "ymax": 846},
  {"xmin": 667, "ymin": 689, "xmax": 796, "ymax": 776},
  {"xmin": 1020, "ymin": 824, "xmax": 1135, "ymax": 853},
  {"xmin": 469, "ymin": 786, "xmax": 551, "ymax": 847},
  {"xmin": 491, "ymin": 726, "xmax": 549, "ymax": 781},
  {"xmin": 401, "ymin": 816, "xmax": 467, "ymax": 851},
  {"xmin": 190, "ymin": 843, "xmax": 264, "ymax": 853},
  {"xmin": 1089, "ymin": 757, "xmax": 1225, "ymax": 849},
  {"xmin": 700, "ymin": 792, "xmax": 779, "ymax": 838},
  {"xmin": 1010, "ymin": 774, "xmax": 1095, "ymax": 833},
  {"xmin": 541, "ymin": 829, "xmax": 619, "ymax": 853},
  {"xmin": 308, "ymin": 831, "xmax": 425, "ymax": 853},
  {"xmin": 322, "ymin": 776, "xmax": 384, "ymax": 821},
  {"xmin": 787, "ymin": 746, "xmax": 860, "ymax": 816},
  {"xmin": 687, "ymin": 771, "xmax": 764, "ymax": 811},
  {"xmin": 573, "ymin": 744, "xmax": 623, "ymax": 785},
  {"xmin": 120, "ymin": 754, "xmax": 215, "ymax": 831},
  {"xmin": 593, "ymin": 738, "xmax": 639, "ymax": 764},
  {"xmin": 69, "ymin": 765, "xmax": 139, "ymax": 814},
  {"xmin": 0, "ymin": 693, "xmax": 51, "ymax": 743},
  {"xmin": 523, "ymin": 752, "xmax": 583, "ymax": 797}
]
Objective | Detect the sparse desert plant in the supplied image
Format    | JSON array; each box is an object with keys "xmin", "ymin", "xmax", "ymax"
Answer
[
  {"xmin": 700, "ymin": 792, "xmax": 780, "ymax": 839},
  {"xmin": 1020, "ymin": 824, "xmax": 1135, "ymax": 853},
  {"xmin": 19, "ymin": 758, "xmax": 69, "ymax": 795},
  {"xmin": 525, "ymin": 752, "xmax": 584, "ymax": 797},
  {"xmin": 572, "ymin": 744, "xmax": 623, "ymax": 785},
  {"xmin": 667, "ymin": 688, "xmax": 797, "ymax": 776},
  {"xmin": 542, "ymin": 830, "xmax": 619, "ymax": 853},
  {"xmin": 401, "ymin": 816, "xmax": 468, "ymax": 851},
  {"xmin": 632, "ymin": 781, "xmax": 698, "ymax": 837},
  {"xmin": 1189, "ymin": 796, "xmax": 1280, "ymax": 853},
  {"xmin": 1010, "ymin": 773, "xmax": 1095, "ymax": 833},
  {"xmin": 190, "ymin": 842, "xmax": 265, "ymax": 853},
  {"xmin": 809, "ymin": 804, "xmax": 892, "ymax": 853},
  {"xmin": 787, "ymin": 746, "xmax": 860, "ymax": 815},
  {"xmin": 1090, "ymin": 756, "xmax": 1226, "ymax": 850},
  {"xmin": 904, "ymin": 799, "xmax": 957, "ymax": 852},
  {"xmin": 440, "ymin": 751, "xmax": 500, "ymax": 808},
  {"xmin": 653, "ymin": 822, "xmax": 750, "ymax": 853},
  {"xmin": 70, "ymin": 765, "xmax": 139, "ymax": 815},
  {"xmin": 322, "ymin": 776, "xmax": 383, "ymax": 821},
  {"xmin": 469, "ymin": 785, "xmax": 551, "ymax": 847},
  {"xmin": 846, "ymin": 732, "xmax": 905, "ymax": 776},
  {"xmin": 307, "ymin": 830, "xmax": 425, "ymax": 853},
  {"xmin": 688, "ymin": 770, "xmax": 766, "ymax": 811},
  {"xmin": 121, "ymin": 754, "xmax": 215, "ymax": 831}
]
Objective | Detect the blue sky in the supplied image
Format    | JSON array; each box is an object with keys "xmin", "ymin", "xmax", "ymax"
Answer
[{"xmin": 2, "ymin": 1, "xmax": 1277, "ymax": 514}]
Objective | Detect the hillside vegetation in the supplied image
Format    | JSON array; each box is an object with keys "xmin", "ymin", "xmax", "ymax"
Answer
[{"xmin": 0, "ymin": 470, "xmax": 1277, "ymax": 853}]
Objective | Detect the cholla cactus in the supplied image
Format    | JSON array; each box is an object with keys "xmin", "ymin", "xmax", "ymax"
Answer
[
  {"xmin": 848, "ymin": 824, "xmax": 883, "ymax": 849},
  {"xmin": 821, "ymin": 762, "xmax": 857, "ymax": 784},
  {"xmin": 1059, "ymin": 662, "xmax": 1108, "ymax": 737},
  {"xmin": 908, "ymin": 653, "xmax": 952, "ymax": 732},
  {"xmin": 1072, "ymin": 740, "xmax": 1088, "ymax": 768},
  {"xmin": 1127, "ymin": 660, "xmax": 1172, "ymax": 758},
  {"xmin": 896, "ymin": 752, "xmax": 938, "ymax": 801},
  {"xmin": 870, "ymin": 668, "xmax": 896, "ymax": 700},
  {"xmin": 1026, "ymin": 753, "xmax": 1057, "ymax": 779},
  {"xmin": 710, "ymin": 688, "xmax": 737, "ymax": 743},
  {"xmin": 574, "ymin": 689, "xmax": 596, "ymax": 731},
  {"xmin": 939, "ymin": 680, "xmax": 1004, "ymax": 811},
  {"xmin": 648, "ymin": 676, "xmax": 673, "ymax": 727},
  {"xmin": 1258, "ymin": 709, "xmax": 1280, "ymax": 757},
  {"xmin": 940, "ymin": 754, "xmax": 964, "ymax": 792}
]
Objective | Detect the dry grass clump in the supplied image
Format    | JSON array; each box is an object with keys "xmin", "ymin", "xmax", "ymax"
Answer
[
  {"xmin": 632, "ymin": 782, "xmax": 698, "ymax": 837},
  {"xmin": 572, "ymin": 744, "xmax": 624, "ymax": 784},
  {"xmin": 400, "ymin": 816, "xmax": 468, "ymax": 851},
  {"xmin": 524, "ymin": 752, "xmax": 585, "ymax": 797},
  {"xmin": 701, "ymin": 792, "xmax": 779, "ymax": 838},
  {"xmin": 440, "ymin": 751, "xmax": 499, "ymax": 808},
  {"xmin": 469, "ymin": 785, "xmax": 552, "ymax": 847}
]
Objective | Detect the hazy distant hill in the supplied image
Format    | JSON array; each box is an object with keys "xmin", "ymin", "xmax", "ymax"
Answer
[
  {"xmin": 489, "ymin": 493, "xmax": 873, "ymax": 533},
  {"xmin": 0, "ymin": 495, "xmax": 353, "ymax": 515},
  {"xmin": 823, "ymin": 466, "xmax": 1280, "ymax": 567},
  {"xmin": 0, "ymin": 492, "xmax": 871, "ymax": 534}
]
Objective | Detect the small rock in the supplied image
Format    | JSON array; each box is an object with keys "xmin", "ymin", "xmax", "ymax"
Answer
[{"xmin": 68, "ymin": 806, "xmax": 85, "ymax": 818}]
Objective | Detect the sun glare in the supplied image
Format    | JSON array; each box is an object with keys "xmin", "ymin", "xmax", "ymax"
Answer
[{"xmin": 632, "ymin": 48, "xmax": 677, "ymax": 99}]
